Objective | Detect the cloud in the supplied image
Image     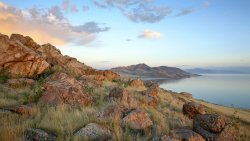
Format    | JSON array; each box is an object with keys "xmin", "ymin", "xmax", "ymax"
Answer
[
  {"xmin": 0, "ymin": 2, "xmax": 110, "ymax": 46},
  {"xmin": 126, "ymin": 39, "xmax": 133, "ymax": 42},
  {"xmin": 92, "ymin": 0, "xmax": 171, "ymax": 23},
  {"xmin": 82, "ymin": 5, "xmax": 90, "ymax": 11},
  {"xmin": 62, "ymin": 0, "xmax": 70, "ymax": 11},
  {"xmin": 138, "ymin": 29, "xmax": 162, "ymax": 39},
  {"xmin": 126, "ymin": 4, "xmax": 171, "ymax": 23},
  {"xmin": 175, "ymin": 8, "xmax": 194, "ymax": 17},
  {"xmin": 62, "ymin": 0, "xmax": 79, "ymax": 13}
]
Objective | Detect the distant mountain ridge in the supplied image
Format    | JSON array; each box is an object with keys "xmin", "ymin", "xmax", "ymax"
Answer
[
  {"xmin": 111, "ymin": 63, "xmax": 196, "ymax": 79},
  {"xmin": 185, "ymin": 68, "xmax": 250, "ymax": 74}
]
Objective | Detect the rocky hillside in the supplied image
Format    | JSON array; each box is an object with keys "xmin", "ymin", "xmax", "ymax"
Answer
[
  {"xmin": 0, "ymin": 33, "xmax": 249, "ymax": 141},
  {"xmin": 111, "ymin": 63, "xmax": 196, "ymax": 79}
]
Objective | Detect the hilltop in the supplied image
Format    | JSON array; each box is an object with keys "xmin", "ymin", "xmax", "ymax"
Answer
[
  {"xmin": 111, "ymin": 63, "xmax": 196, "ymax": 79},
  {"xmin": 0, "ymin": 33, "xmax": 249, "ymax": 141}
]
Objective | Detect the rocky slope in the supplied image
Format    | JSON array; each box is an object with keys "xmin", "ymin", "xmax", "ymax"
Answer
[
  {"xmin": 0, "ymin": 33, "xmax": 248, "ymax": 141},
  {"xmin": 111, "ymin": 63, "xmax": 196, "ymax": 79}
]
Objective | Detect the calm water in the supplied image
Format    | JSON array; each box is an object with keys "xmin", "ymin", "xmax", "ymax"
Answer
[{"xmin": 159, "ymin": 74, "xmax": 250, "ymax": 109}]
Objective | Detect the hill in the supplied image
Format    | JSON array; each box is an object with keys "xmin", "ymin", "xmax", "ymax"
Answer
[{"xmin": 111, "ymin": 63, "xmax": 196, "ymax": 79}]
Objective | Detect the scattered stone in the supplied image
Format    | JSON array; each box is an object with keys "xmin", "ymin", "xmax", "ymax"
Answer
[
  {"xmin": 171, "ymin": 126, "xmax": 205, "ymax": 141},
  {"xmin": 130, "ymin": 78, "xmax": 145, "ymax": 88},
  {"xmin": 108, "ymin": 87, "xmax": 129, "ymax": 103},
  {"xmin": 193, "ymin": 114, "xmax": 240, "ymax": 141},
  {"xmin": 122, "ymin": 109, "xmax": 153, "ymax": 131},
  {"xmin": 39, "ymin": 73, "xmax": 92, "ymax": 106},
  {"xmin": 25, "ymin": 128, "xmax": 57, "ymax": 141},
  {"xmin": 74, "ymin": 123, "xmax": 112, "ymax": 141},
  {"xmin": 183, "ymin": 102, "xmax": 205, "ymax": 119}
]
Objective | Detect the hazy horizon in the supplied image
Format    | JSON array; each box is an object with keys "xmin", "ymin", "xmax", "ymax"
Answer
[{"xmin": 1, "ymin": 0, "xmax": 250, "ymax": 69}]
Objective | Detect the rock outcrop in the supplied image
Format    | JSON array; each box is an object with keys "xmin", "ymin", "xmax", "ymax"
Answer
[
  {"xmin": 39, "ymin": 73, "xmax": 92, "ymax": 106},
  {"xmin": 130, "ymin": 78, "xmax": 145, "ymax": 88},
  {"xmin": 183, "ymin": 102, "xmax": 205, "ymax": 119},
  {"xmin": 193, "ymin": 114, "xmax": 240, "ymax": 141},
  {"xmin": 25, "ymin": 128, "xmax": 57, "ymax": 141},
  {"xmin": 74, "ymin": 123, "xmax": 112, "ymax": 141},
  {"xmin": 122, "ymin": 109, "xmax": 153, "ymax": 131},
  {"xmin": 0, "ymin": 33, "xmax": 49, "ymax": 77}
]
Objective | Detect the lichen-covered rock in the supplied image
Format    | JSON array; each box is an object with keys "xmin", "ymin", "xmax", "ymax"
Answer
[
  {"xmin": 193, "ymin": 114, "xmax": 241, "ymax": 141},
  {"xmin": 102, "ymin": 70, "xmax": 120, "ymax": 81},
  {"xmin": 183, "ymin": 102, "xmax": 205, "ymax": 119},
  {"xmin": 98, "ymin": 105, "xmax": 127, "ymax": 119},
  {"xmin": 25, "ymin": 128, "xmax": 56, "ymax": 141},
  {"xmin": 39, "ymin": 73, "xmax": 92, "ymax": 106},
  {"xmin": 0, "ymin": 33, "xmax": 49, "ymax": 77},
  {"xmin": 143, "ymin": 84, "xmax": 160, "ymax": 106},
  {"xmin": 74, "ymin": 123, "xmax": 112, "ymax": 141},
  {"xmin": 171, "ymin": 126, "xmax": 205, "ymax": 141},
  {"xmin": 122, "ymin": 109, "xmax": 153, "ymax": 130}
]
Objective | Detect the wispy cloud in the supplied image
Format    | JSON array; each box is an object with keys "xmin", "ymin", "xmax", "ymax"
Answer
[
  {"xmin": 175, "ymin": 8, "xmax": 194, "ymax": 17},
  {"xmin": 92, "ymin": 0, "xmax": 171, "ymax": 23},
  {"xmin": 138, "ymin": 29, "xmax": 162, "ymax": 39},
  {"xmin": 0, "ymin": 2, "xmax": 110, "ymax": 46}
]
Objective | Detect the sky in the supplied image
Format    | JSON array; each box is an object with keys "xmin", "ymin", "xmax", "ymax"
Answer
[{"xmin": 0, "ymin": 0, "xmax": 250, "ymax": 69}]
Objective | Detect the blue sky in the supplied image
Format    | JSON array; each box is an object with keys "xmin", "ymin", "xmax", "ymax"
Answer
[{"xmin": 0, "ymin": 0, "xmax": 250, "ymax": 69}]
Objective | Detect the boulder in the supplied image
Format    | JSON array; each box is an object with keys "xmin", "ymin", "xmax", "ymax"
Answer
[
  {"xmin": 74, "ymin": 123, "xmax": 112, "ymax": 141},
  {"xmin": 130, "ymin": 78, "xmax": 145, "ymax": 88},
  {"xmin": 171, "ymin": 126, "xmax": 205, "ymax": 141},
  {"xmin": 151, "ymin": 135, "xmax": 180, "ymax": 141},
  {"xmin": 193, "ymin": 114, "xmax": 240, "ymax": 141},
  {"xmin": 183, "ymin": 102, "xmax": 205, "ymax": 119},
  {"xmin": 25, "ymin": 128, "xmax": 57, "ymax": 141},
  {"xmin": 102, "ymin": 70, "xmax": 120, "ymax": 81},
  {"xmin": 0, "ymin": 33, "xmax": 49, "ymax": 77},
  {"xmin": 122, "ymin": 109, "xmax": 153, "ymax": 131},
  {"xmin": 108, "ymin": 87, "xmax": 129, "ymax": 103},
  {"xmin": 39, "ymin": 73, "xmax": 92, "ymax": 106}
]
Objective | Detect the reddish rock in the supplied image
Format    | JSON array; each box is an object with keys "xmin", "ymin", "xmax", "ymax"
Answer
[
  {"xmin": 0, "ymin": 33, "xmax": 49, "ymax": 77},
  {"xmin": 10, "ymin": 34, "xmax": 40, "ymax": 50},
  {"xmin": 172, "ymin": 126, "xmax": 205, "ymax": 141},
  {"xmin": 102, "ymin": 70, "xmax": 120, "ymax": 81},
  {"xmin": 122, "ymin": 109, "xmax": 153, "ymax": 130},
  {"xmin": 108, "ymin": 87, "xmax": 129, "ymax": 103},
  {"xmin": 39, "ymin": 73, "xmax": 92, "ymax": 106},
  {"xmin": 130, "ymin": 78, "xmax": 145, "ymax": 88},
  {"xmin": 183, "ymin": 102, "xmax": 205, "ymax": 119},
  {"xmin": 151, "ymin": 135, "xmax": 180, "ymax": 141},
  {"xmin": 143, "ymin": 84, "xmax": 160, "ymax": 106}
]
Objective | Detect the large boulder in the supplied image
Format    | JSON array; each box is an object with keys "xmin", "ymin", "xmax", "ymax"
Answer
[
  {"xmin": 102, "ymin": 70, "xmax": 120, "ymax": 81},
  {"xmin": 0, "ymin": 33, "xmax": 49, "ymax": 77},
  {"xmin": 25, "ymin": 128, "xmax": 57, "ymax": 141},
  {"xmin": 39, "ymin": 73, "xmax": 92, "ymax": 106},
  {"xmin": 171, "ymin": 126, "xmax": 205, "ymax": 141},
  {"xmin": 183, "ymin": 102, "xmax": 205, "ymax": 119},
  {"xmin": 108, "ymin": 87, "xmax": 129, "ymax": 103},
  {"xmin": 122, "ymin": 109, "xmax": 153, "ymax": 131},
  {"xmin": 74, "ymin": 123, "xmax": 112, "ymax": 141},
  {"xmin": 10, "ymin": 34, "xmax": 40, "ymax": 50},
  {"xmin": 193, "ymin": 114, "xmax": 241, "ymax": 141},
  {"xmin": 130, "ymin": 78, "xmax": 145, "ymax": 88}
]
